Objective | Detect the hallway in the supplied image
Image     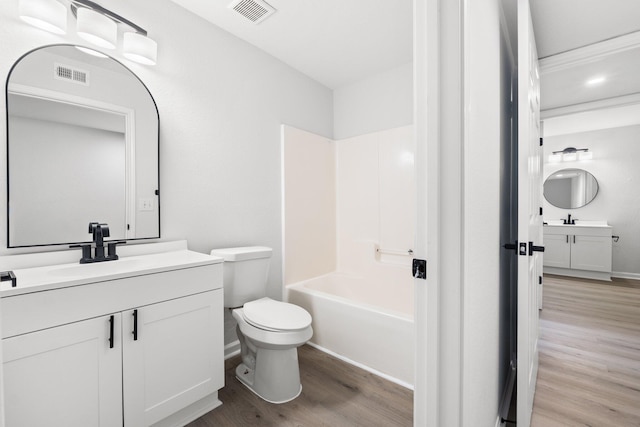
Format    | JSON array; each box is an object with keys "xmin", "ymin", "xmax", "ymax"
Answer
[{"xmin": 531, "ymin": 275, "xmax": 640, "ymax": 426}]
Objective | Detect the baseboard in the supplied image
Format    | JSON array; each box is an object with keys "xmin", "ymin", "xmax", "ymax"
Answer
[
  {"xmin": 152, "ymin": 392, "xmax": 222, "ymax": 427},
  {"xmin": 612, "ymin": 271, "xmax": 640, "ymax": 280},
  {"xmin": 306, "ymin": 342, "xmax": 414, "ymax": 390},
  {"xmin": 224, "ymin": 340, "xmax": 240, "ymax": 359}
]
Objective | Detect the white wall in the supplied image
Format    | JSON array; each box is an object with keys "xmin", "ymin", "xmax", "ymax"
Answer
[
  {"xmin": 333, "ymin": 62, "xmax": 413, "ymax": 140},
  {"xmin": 282, "ymin": 125, "xmax": 336, "ymax": 285},
  {"xmin": 543, "ymin": 125, "xmax": 640, "ymax": 278},
  {"xmin": 0, "ymin": 0, "xmax": 333, "ymax": 347},
  {"xmin": 336, "ymin": 126, "xmax": 415, "ymax": 274},
  {"xmin": 282, "ymin": 125, "xmax": 415, "ymax": 314}
]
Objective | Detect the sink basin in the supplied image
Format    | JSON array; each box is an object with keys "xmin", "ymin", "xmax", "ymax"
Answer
[
  {"xmin": 47, "ymin": 258, "xmax": 150, "ymax": 278},
  {"xmin": 0, "ymin": 241, "xmax": 224, "ymax": 297}
]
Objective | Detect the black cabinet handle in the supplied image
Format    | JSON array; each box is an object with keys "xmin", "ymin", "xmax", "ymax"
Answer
[
  {"xmin": 108, "ymin": 315, "xmax": 114, "ymax": 349},
  {"xmin": 528, "ymin": 241, "xmax": 545, "ymax": 256},
  {"xmin": 133, "ymin": 309, "xmax": 138, "ymax": 341}
]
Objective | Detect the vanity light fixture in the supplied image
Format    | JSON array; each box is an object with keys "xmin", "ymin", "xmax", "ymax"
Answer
[
  {"xmin": 122, "ymin": 32, "xmax": 157, "ymax": 66},
  {"xmin": 548, "ymin": 147, "xmax": 593, "ymax": 163},
  {"xmin": 76, "ymin": 6, "xmax": 117, "ymax": 49},
  {"xmin": 18, "ymin": 0, "xmax": 158, "ymax": 65},
  {"xmin": 18, "ymin": 0, "xmax": 67, "ymax": 34},
  {"xmin": 75, "ymin": 46, "xmax": 109, "ymax": 58}
]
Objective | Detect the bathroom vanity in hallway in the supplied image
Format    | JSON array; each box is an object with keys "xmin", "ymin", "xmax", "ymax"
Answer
[
  {"xmin": 543, "ymin": 222, "xmax": 612, "ymax": 281},
  {"xmin": 0, "ymin": 241, "xmax": 224, "ymax": 427}
]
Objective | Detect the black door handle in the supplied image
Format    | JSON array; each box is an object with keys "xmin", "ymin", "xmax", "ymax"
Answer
[
  {"xmin": 108, "ymin": 315, "xmax": 114, "ymax": 349},
  {"xmin": 502, "ymin": 241, "xmax": 518, "ymax": 253},
  {"xmin": 529, "ymin": 242, "xmax": 545, "ymax": 256}
]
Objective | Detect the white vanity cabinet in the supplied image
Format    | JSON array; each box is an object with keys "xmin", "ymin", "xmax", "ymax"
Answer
[
  {"xmin": 543, "ymin": 225, "xmax": 612, "ymax": 280},
  {"xmin": 1, "ymin": 245, "xmax": 224, "ymax": 427},
  {"xmin": 123, "ymin": 291, "xmax": 223, "ymax": 426},
  {"xmin": 3, "ymin": 314, "xmax": 124, "ymax": 427}
]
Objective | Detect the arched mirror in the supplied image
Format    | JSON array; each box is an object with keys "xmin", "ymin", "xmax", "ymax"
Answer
[
  {"xmin": 544, "ymin": 168, "xmax": 598, "ymax": 209},
  {"xmin": 6, "ymin": 45, "xmax": 159, "ymax": 247}
]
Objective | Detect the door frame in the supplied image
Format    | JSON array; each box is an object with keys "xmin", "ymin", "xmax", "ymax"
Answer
[{"xmin": 414, "ymin": 0, "xmax": 465, "ymax": 425}]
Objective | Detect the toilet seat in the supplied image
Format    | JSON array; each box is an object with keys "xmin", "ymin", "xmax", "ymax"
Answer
[{"xmin": 242, "ymin": 297, "xmax": 312, "ymax": 332}]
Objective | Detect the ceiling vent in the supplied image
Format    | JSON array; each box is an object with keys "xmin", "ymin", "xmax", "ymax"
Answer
[
  {"xmin": 54, "ymin": 63, "xmax": 89, "ymax": 86},
  {"xmin": 229, "ymin": 0, "xmax": 276, "ymax": 24}
]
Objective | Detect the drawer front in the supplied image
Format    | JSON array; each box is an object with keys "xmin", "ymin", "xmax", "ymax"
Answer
[
  {"xmin": 544, "ymin": 226, "xmax": 612, "ymax": 237},
  {"xmin": 1, "ymin": 263, "xmax": 222, "ymax": 338}
]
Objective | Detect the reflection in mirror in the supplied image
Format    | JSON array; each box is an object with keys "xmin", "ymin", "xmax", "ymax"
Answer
[
  {"xmin": 544, "ymin": 168, "xmax": 599, "ymax": 209},
  {"xmin": 6, "ymin": 45, "xmax": 159, "ymax": 248}
]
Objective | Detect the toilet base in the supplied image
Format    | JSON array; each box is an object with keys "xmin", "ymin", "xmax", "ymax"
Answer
[{"xmin": 235, "ymin": 358, "xmax": 303, "ymax": 404}]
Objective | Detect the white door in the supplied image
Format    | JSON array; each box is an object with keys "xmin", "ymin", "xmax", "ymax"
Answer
[
  {"xmin": 122, "ymin": 291, "xmax": 224, "ymax": 426},
  {"xmin": 3, "ymin": 315, "xmax": 123, "ymax": 427},
  {"xmin": 517, "ymin": 0, "xmax": 542, "ymax": 426}
]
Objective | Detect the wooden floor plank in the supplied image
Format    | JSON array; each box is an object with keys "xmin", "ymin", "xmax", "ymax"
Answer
[
  {"xmin": 188, "ymin": 345, "xmax": 413, "ymax": 426},
  {"xmin": 531, "ymin": 275, "xmax": 640, "ymax": 427}
]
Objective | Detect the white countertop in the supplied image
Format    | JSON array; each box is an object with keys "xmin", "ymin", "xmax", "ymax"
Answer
[
  {"xmin": 1, "ymin": 249, "xmax": 223, "ymax": 297},
  {"xmin": 544, "ymin": 220, "xmax": 610, "ymax": 228}
]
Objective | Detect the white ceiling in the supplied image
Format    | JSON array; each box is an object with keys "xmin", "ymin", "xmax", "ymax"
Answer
[
  {"xmin": 531, "ymin": 0, "xmax": 640, "ymax": 113},
  {"xmin": 169, "ymin": 0, "xmax": 413, "ymax": 89},
  {"xmin": 530, "ymin": 0, "xmax": 640, "ymax": 58},
  {"xmin": 168, "ymin": 0, "xmax": 640, "ymax": 118}
]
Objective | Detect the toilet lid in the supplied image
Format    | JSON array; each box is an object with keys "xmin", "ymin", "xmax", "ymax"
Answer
[{"xmin": 243, "ymin": 298, "xmax": 312, "ymax": 331}]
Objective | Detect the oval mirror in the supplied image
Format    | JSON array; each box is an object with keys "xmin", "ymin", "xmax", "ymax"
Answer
[
  {"xmin": 544, "ymin": 168, "xmax": 598, "ymax": 209},
  {"xmin": 6, "ymin": 45, "xmax": 159, "ymax": 247}
]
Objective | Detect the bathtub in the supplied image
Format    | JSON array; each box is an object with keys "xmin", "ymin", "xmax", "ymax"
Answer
[{"xmin": 286, "ymin": 272, "xmax": 414, "ymax": 387}]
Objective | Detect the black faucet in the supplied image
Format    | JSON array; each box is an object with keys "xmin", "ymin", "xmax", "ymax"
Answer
[
  {"xmin": 90, "ymin": 222, "xmax": 109, "ymax": 261},
  {"xmin": 71, "ymin": 222, "xmax": 126, "ymax": 264},
  {"xmin": 563, "ymin": 214, "xmax": 576, "ymax": 225}
]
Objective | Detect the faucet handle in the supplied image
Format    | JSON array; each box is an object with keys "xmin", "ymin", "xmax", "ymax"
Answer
[
  {"xmin": 99, "ymin": 224, "xmax": 110, "ymax": 238},
  {"xmin": 106, "ymin": 240, "xmax": 126, "ymax": 260},
  {"xmin": 70, "ymin": 244, "xmax": 94, "ymax": 264}
]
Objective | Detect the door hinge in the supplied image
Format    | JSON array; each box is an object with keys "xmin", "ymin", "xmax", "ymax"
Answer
[
  {"xmin": 412, "ymin": 259, "xmax": 427, "ymax": 280},
  {"xmin": 539, "ymin": 276, "xmax": 543, "ymax": 285},
  {"xmin": 539, "ymin": 137, "xmax": 543, "ymax": 146},
  {"xmin": 539, "ymin": 207, "xmax": 543, "ymax": 215}
]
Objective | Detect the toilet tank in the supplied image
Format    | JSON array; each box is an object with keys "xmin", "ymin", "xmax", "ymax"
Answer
[{"xmin": 210, "ymin": 246, "xmax": 272, "ymax": 307}]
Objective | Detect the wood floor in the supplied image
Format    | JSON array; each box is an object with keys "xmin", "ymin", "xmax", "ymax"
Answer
[
  {"xmin": 187, "ymin": 345, "xmax": 413, "ymax": 426},
  {"xmin": 531, "ymin": 275, "xmax": 640, "ymax": 427}
]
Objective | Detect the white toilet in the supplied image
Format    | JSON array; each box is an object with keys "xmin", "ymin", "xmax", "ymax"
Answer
[{"xmin": 210, "ymin": 246, "xmax": 313, "ymax": 404}]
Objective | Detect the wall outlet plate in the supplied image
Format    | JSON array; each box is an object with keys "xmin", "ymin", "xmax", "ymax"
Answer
[{"xmin": 139, "ymin": 198, "xmax": 154, "ymax": 211}]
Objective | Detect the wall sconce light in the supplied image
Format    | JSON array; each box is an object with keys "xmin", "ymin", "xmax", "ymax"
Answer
[
  {"xmin": 548, "ymin": 147, "xmax": 593, "ymax": 163},
  {"xmin": 19, "ymin": 0, "xmax": 67, "ymax": 34},
  {"xmin": 76, "ymin": 6, "xmax": 117, "ymax": 49},
  {"xmin": 18, "ymin": 0, "xmax": 157, "ymax": 65}
]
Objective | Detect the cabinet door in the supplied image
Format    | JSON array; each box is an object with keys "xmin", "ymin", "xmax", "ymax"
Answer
[
  {"xmin": 123, "ymin": 290, "xmax": 224, "ymax": 426},
  {"xmin": 3, "ymin": 315, "xmax": 123, "ymax": 427},
  {"xmin": 543, "ymin": 233, "xmax": 570, "ymax": 268},
  {"xmin": 571, "ymin": 235, "xmax": 612, "ymax": 272}
]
